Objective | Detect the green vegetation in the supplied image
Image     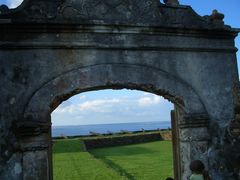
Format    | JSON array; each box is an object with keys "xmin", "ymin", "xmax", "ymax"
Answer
[
  {"xmin": 53, "ymin": 139, "xmax": 173, "ymax": 180},
  {"xmin": 53, "ymin": 139, "xmax": 127, "ymax": 180},
  {"xmin": 90, "ymin": 141, "xmax": 173, "ymax": 180}
]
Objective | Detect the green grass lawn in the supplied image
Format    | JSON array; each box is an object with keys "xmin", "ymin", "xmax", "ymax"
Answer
[
  {"xmin": 90, "ymin": 141, "xmax": 173, "ymax": 180},
  {"xmin": 53, "ymin": 139, "xmax": 127, "ymax": 180},
  {"xmin": 53, "ymin": 139, "xmax": 173, "ymax": 180}
]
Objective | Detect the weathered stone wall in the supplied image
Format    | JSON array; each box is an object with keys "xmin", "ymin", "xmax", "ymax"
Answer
[
  {"xmin": 83, "ymin": 132, "xmax": 171, "ymax": 150},
  {"xmin": 0, "ymin": 0, "xmax": 239, "ymax": 179}
]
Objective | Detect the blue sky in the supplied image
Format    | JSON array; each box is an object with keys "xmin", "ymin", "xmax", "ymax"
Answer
[
  {"xmin": 52, "ymin": 90, "xmax": 173, "ymax": 125},
  {"xmin": 0, "ymin": 0, "xmax": 21, "ymax": 8},
  {"xmin": 1, "ymin": 0, "xmax": 239, "ymax": 126}
]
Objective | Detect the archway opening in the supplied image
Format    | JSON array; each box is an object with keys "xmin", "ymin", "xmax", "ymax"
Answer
[
  {"xmin": 51, "ymin": 89, "xmax": 175, "ymax": 180},
  {"xmin": 0, "ymin": 0, "xmax": 24, "ymax": 9},
  {"xmin": 19, "ymin": 62, "xmax": 208, "ymax": 180}
]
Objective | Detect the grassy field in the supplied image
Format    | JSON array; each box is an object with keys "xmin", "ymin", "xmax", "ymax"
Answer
[
  {"xmin": 53, "ymin": 139, "xmax": 173, "ymax": 180},
  {"xmin": 53, "ymin": 139, "xmax": 126, "ymax": 180}
]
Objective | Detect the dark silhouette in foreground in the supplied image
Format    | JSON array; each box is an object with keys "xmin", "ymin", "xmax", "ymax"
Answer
[{"xmin": 189, "ymin": 160, "xmax": 211, "ymax": 180}]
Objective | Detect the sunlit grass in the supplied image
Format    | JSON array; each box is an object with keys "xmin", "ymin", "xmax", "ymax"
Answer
[
  {"xmin": 53, "ymin": 139, "xmax": 173, "ymax": 180},
  {"xmin": 53, "ymin": 139, "xmax": 126, "ymax": 180},
  {"xmin": 90, "ymin": 141, "xmax": 173, "ymax": 180}
]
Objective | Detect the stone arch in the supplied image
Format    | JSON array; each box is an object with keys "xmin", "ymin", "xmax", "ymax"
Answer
[
  {"xmin": 1, "ymin": 0, "xmax": 239, "ymax": 179},
  {"xmin": 18, "ymin": 63, "xmax": 210, "ymax": 180},
  {"xmin": 23, "ymin": 63, "xmax": 207, "ymax": 123}
]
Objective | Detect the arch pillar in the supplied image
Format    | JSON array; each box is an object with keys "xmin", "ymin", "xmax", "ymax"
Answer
[
  {"xmin": 14, "ymin": 119, "xmax": 52, "ymax": 180},
  {"xmin": 176, "ymin": 109, "xmax": 210, "ymax": 179}
]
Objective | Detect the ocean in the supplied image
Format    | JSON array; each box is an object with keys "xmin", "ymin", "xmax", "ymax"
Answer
[{"xmin": 52, "ymin": 121, "xmax": 171, "ymax": 137}]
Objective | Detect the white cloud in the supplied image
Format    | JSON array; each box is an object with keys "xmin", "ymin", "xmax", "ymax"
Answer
[
  {"xmin": 79, "ymin": 95, "xmax": 86, "ymax": 100},
  {"xmin": 54, "ymin": 98, "xmax": 121, "ymax": 114},
  {"xmin": 143, "ymin": 92, "xmax": 152, "ymax": 95},
  {"xmin": 79, "ymin": 99, "xmax": 120, "ymax": 112},
  {"xmin": 138, "ymin": 95, "xmax": 161, "ymax": 106},
  {"xmin": 51, "ymin": 90, "xmax": 173, "ymax": 126},
  {"xmin": 5, "ymin": 0, "xmax": 23, "ymax": 8}
]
